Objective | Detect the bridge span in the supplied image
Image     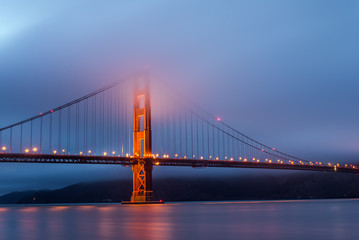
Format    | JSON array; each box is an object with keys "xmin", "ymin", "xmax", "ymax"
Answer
[{"xmin": 0, "ymin": 71, "xmax": 358, "ymax": 203}]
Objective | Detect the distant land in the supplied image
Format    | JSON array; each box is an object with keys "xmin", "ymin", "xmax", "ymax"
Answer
[{"xmin": 1, "ymin": 172, "xmax": 359, "ymax": 204}]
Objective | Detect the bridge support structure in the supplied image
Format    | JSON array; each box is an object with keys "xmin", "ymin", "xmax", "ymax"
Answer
[{"xmin": 126, "ymin": 72, "xmax": 161, "ymax": 203}]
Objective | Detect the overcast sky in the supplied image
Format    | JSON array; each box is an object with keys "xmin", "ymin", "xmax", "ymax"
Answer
[{"xmin": 0, "ymin": 0, "xmax": 358, "ymax": 195}]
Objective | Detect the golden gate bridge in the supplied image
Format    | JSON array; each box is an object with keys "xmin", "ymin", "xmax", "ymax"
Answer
[{"xmin": 0, "ymin": 71, "xmax": 358, "ymax": 203}]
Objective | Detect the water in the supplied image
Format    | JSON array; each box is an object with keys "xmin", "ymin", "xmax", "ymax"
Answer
[{"xmin": 0, "ymin": 199, "xmax": 358, "ymax": 240}]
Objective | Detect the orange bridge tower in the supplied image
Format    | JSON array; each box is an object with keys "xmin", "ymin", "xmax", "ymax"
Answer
[{"xmin": 130, "ymin": 72, "xmax": 155, "ymax": 203}]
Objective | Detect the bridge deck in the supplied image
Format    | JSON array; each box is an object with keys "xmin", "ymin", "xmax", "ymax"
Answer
[{"xmin": 0, "ymin": 153, "xmax": 358, "ymax": 174}]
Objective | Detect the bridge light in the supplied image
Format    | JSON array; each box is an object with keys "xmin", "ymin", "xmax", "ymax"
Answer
[
  {"xmin": 261, "ymin": 149, "xmax": 264, "ymax": 152},
  {"xmin": 112, "ymin": 151, "xmax": 116, "ymax": 155},
  {"xmin": 272, "ymin": 148, "xmax": 275, "ymax": 151},
  {"xmin": 155, "ymin": 162, "xmax": 159, "ymax": 166},
  {"xmin": 53, "ymin": 150, "xmax": 57, "ymax": 154},
  {"xmin": 269, "ymin": 160, "xmax": 272, "ymax": 163},
  {"xmin": 103, "ymin": 152, "xmax": 107, "ymax": 156},
  {"xmin": 88, "ymin": 150, "xmax": 91, "ymax": 154},
  {"xmin": 32, "ymin": 148, "xmax": 38, "ymax": 152},
  {"xmin": 175, "ymin": 154, "xmax": 178, "ymax": 157},
  {"xmin": 201, "ymin": 156, "xmax": 204, "ymax": 160},
  {"xmin": 230, "ymin": 158, "xmax": 233, "ymax": 161},
  {"xmin": 244, "ymin": 158, "xmax": 247, "ymax": 162},
  {"xmin": 50, "ymin": 110, "xmax": 54, "ymax": 113},
  {"xmin": 184, "ymin": 156, "xmax": 187, "ymax": 159},
  {"xmin": 216, "ymin": 117, "xmax": 221, "ymax": 122},
  {"xmin": 216, "ymin": 157, "xmax": 219, "ymax": 160},
  {"xmin": 1, "ymin": 146, "xmax": 6, "ymax": 152},
  {"xmin": 25, "ymin": 149, "xmax": 29, "ymax": 153},
  {"xmin": 80, "ymin": 152, "xmax": 83, "ymax": 155},
  {"xmin": 62, "ymin": 149, "xmax": 65, "ymax": 153}
]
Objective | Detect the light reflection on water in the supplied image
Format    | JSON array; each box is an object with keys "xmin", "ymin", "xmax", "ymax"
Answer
[{"xmin": 0, "ymin": 199, "xmax": 358, "ymax": 240}]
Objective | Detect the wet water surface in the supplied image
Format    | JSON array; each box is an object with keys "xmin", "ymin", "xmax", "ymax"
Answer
[{"xmin": 0, "ymin": 199, "xmax": 358, "ymax": 240}]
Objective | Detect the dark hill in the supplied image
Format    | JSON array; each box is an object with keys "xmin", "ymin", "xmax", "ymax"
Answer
[{"xmin": 2, "ymin": 172, "xmax": 359, "ymax": 204}]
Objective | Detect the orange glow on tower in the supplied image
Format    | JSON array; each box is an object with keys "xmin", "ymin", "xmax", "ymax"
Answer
[{"xmin": 130, "ymin": 71, "xmax": 154, "ymax": 202}]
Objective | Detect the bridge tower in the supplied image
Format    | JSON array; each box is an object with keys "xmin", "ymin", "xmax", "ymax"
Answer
[{"xmin": 130, "ymin": 72, "xmax": 154, "ymax": 202}]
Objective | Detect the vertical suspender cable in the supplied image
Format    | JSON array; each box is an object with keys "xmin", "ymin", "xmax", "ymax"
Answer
[
  {"xmin": 121, "ymin": 92, "xmax": 124, "ymax": 156},
  {"xmin": 191, "ymin": 112, "xmax": 193, "ymax": 158},
  {"xmin": 212, "ymin": 121, "xmax": 215, "ymax": 159},
  {"xmin": 222, "ymin": 125, "xmax": 225, "ymax": 159},
  {"xmin": 59, "ymin": 110, "xmax": 62, "ymax": 153},
  {"xmin": 10, "ymin": 127, "xmax": 12, "ymax": 153},
  {"xmin": 49, "ymin": 114, "xmax": 52, "ymax": 153},
  {"xmin": 93, "ymin": 96, "xmax": 96, "ymax": 154},
  {"xmin": 207, "ymin": 121, "xmax": 210, "ymax": 159},
  {"xmin": 76, "ymin": 103, "xmax": 79, "ymax": 154},
  {"xmin": 201, "ymin": 118, "xmax": 204, "ymax": 158},
  {"xmin": 166, "ymin": 106, "xmax": 170, "ymax": 155},
  {"xmin": 84, "ymin": 99, "xmax": 87, "ymax": 153},
  {"xmin": 67, "ymin": 107, "xmax": 70, "ymax": 155},
  {"xmin": 40, "ymin": 117, "xmax": 43, "ymax": 154},
  {"xmin": 30, "ymin": 120, "xmax": 33, "ymax": 151},
  {"xmin": 20, "ymin": 123, "xmax": 23, "ymax": 153},
  {"xmin": 107, "ymin": 90, "xmax": 110, "ymax": 152},
  {"xmin": 101, "ymin": 93, "xmax": 104, "ymax": 154},
  {"xmin": 196, "ymin": 117, "xmax": 200, "ymax": 157},
  {"xmin": 178, "ymin": 108, "xmax": 182, "ymax": 158},
  {"xmin": 185, "ymin": 110, "xmax": 188, "ymax": 157},
  {"xmin": 217, "ymin": 123, "xmax": 221, "ymax": 158}
]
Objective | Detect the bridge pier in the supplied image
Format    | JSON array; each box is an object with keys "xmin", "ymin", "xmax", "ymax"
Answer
[{"xmin": 130, "ymin": 158, "xmax": 154, "ymax": 202}]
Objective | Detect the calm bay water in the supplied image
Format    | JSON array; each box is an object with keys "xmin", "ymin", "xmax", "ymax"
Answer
[{"xmin": 0, "ymin": 199, "xmax": 358, "ymax": 240}]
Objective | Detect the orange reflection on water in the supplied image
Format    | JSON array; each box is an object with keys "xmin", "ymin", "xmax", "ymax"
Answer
[
  {"xmin": 98, "ymin": 206, "xmax": 116, "ymax": 212},
  {"xmin": 49, "ymin": 206, "xmax": 69, "ymax": 211},
  {"xmin": 77, "ymin": 205, "xmax": 95, "ymax": 210},
  {"xmin": 122, "ymin": 205, "xmax": 173, "ymax": 240},
  {"xmin": 0, "ymin": 207, "xmax": 8, "ymax": 212},
  {"xmin": 19, "ymin": 207, "xmax": 38, "ymax": 212}
]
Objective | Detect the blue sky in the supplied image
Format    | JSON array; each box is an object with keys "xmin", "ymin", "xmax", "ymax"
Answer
[{"xmin": 0, "ymin": 0, "xmax": 358, "ymax": 194}]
